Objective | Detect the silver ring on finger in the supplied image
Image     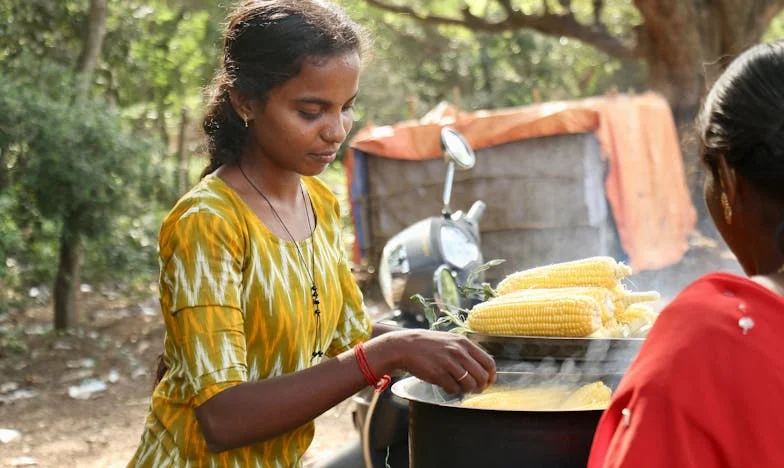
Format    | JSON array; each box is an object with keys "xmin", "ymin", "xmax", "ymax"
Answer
[{"xmin": 456, "ymin": 370, "xmax": 469, "ymax": 382}]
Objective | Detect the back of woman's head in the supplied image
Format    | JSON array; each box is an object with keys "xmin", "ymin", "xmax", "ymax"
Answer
[
  {"xmin": 201, "ymin": 0, "xmax": 365, "ymax": 176},
  {"xmin": 699, "ymin": 40, "xmax": 784, "ymax": 200}
]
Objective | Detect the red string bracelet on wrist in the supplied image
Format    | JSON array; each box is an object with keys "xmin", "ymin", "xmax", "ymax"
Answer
[{"xmin": 354, "ymin": 343, "xmax": 391, "ymax": 393}]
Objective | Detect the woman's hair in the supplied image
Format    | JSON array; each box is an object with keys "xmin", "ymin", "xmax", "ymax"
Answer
[
  {"xmin": 200, "ymin": 0, "xmax": 367, "ymax": 177},
  {"xmin": 698, "ymin": 40, "xmax": 784, "ymax": 255},
  {"xmin": 698, "ymin": 40, "xmax": 784, "ymax": 200}
]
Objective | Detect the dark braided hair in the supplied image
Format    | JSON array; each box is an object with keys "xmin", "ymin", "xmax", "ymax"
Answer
[
  {"xmin": 698, "ymin": 40, "xmax": 784, "ymax": 252},
  {"xmin": 200, "ymin": 0, "xmax": 366, "ymax": 178}
]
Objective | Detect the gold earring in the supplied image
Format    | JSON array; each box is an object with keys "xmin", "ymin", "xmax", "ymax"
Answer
[
  {"xmin": 243, "ymin": 118, "xmax": 248, "ymax": 128},
  {"xmin": 721, "ymin": 192, "xmax": 732, "ymax": 225}
]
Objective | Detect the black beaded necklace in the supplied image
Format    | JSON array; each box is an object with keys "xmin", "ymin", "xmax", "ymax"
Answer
[{"xmin": 239, "ymin": 164, "xmax": 323, "ymax": 360}]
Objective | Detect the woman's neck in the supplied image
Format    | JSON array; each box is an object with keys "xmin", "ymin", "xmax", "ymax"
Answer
[{"xmin": 238, "ymin": 156, "xmax": 301, "ymax": 206}]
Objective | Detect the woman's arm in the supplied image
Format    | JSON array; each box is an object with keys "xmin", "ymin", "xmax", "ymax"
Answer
[
  {"xmin": 195, "ymin": 328, "xmax": 495, "ymax": 453},
  {"xmin": 371, "ymin": 321, "xmax": 402, "ymax": 338}
]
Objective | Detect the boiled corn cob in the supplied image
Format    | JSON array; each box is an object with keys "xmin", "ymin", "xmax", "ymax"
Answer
[
  {"xmin": 495, "ymin": 256, "xmax": 632, "ymax": 295},
  {"xmin": 466, "ymin": 293, "xmax": 602, "ymax": 337},
  {"xmin": 495, "ymin": 287, "xmax": 617, "ymax": 324}
]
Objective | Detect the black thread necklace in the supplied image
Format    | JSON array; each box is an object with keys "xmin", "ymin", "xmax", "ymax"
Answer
[{"xmin": 238, "ymin": 164, "xmax": 323, "ymax": 360}]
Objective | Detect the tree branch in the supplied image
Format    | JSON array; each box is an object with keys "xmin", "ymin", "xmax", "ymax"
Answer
[{"xmin": 363, "ymin": 0, "xmax": 639, "ymax": 60}]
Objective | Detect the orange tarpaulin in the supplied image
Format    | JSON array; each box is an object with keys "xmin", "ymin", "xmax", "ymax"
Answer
[{"xmin": 346, "ymin": 92, "xmax": 697, "ymax": 272}]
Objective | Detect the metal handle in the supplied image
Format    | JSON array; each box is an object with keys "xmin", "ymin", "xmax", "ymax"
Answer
[{"xmin": 442, "ymin": 160, "xmax": 456, "ymax": 217}]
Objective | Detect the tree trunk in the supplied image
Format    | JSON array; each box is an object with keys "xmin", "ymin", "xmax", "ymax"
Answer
[
  {"xmin": 54, "ymin": 216, "xmax": 82, "ymax": 330},
  {"xmin": 635, "ymin": 0, "xmax": 783, "ymax": 124},
  {"xmin": 54, "ymin": 0, "xmax": 108, "ymax": 329},
  {"xmin": 0, "ymin": 145, "xmax": 8, "ymax": 189},
  {"xmin": 75, "ymin": 0, "xmax": 108, "ymax": 92},
  {"xmin": 634, "ymin": 0, "xmax": 783, "ymax": 218},
  {"xmin": 157, "ymin": 101, "xmax": 171, "ymax": 150},
  {"xmin": 175, "ymin": 108, "xmax": 190, "ymax": 196}
]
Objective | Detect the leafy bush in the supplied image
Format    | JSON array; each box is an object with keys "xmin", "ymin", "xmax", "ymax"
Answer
[{"xmin": 0, "ymin": 58, "xmax": 162, "ymax": 312}]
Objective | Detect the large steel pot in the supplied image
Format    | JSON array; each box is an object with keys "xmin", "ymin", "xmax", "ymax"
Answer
[{"xmin": 392, "ymin": 371, "xmax": 624, "ymax": 468}]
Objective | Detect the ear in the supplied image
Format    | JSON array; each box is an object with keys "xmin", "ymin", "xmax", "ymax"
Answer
[
  {"xmin": 717, "ymin": 155, "xmax": 738, "ymax": 205},
  {"xmin": 228, "ymin": 89, "xmax": 255, "ymax": 123}
]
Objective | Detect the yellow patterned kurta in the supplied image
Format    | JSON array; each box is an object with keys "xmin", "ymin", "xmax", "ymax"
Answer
[{"xmin": 129, "ymin": 174, "xmax": 372, "ymax": 467}]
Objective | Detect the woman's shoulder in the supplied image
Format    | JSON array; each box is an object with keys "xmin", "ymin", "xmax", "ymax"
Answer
[
  {"xmin": 625, "ymin": 271, "xmax": 784, "ymax": 389},
  {"xmin": 652, "ymin": 271, "xmax": 781, "ymax": 341},
  {"xmin": 665, "ymin": 271, "xmax": 782, "ymax": 318},
  {"xmin": 167, "ymin": 175, "xmax": 239, "ymax": 219},
  {"xmin": 160, "ymin": 174, "xmax": 244, "ymax": 239}
]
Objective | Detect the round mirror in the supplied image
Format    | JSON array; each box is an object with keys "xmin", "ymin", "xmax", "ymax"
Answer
[
  {"xmin": 433, "ymin": 265, "xmax": 460, "ymax": 311},
  {"xmin": 440, "ymin": 127, "xmax": 476, "ymax": 170}
]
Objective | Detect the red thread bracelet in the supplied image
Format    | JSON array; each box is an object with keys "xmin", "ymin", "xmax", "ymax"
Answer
[{"xmin": 354, "ymin": 343, "xmax": 391, "ymax": 393}]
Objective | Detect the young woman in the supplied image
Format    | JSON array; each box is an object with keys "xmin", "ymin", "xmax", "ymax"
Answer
[
  {"xmin": 588, "ymin": 41, "xmax": 784, "ymax": 467},
  {"xmin": 128, "ymin": 1, "xmax": 496, "ymax": 466}
]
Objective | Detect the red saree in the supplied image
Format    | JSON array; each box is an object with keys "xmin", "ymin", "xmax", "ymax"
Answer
[{"xmin": 588, "ymin": 273, "xmax": 784, "ymax": 468}]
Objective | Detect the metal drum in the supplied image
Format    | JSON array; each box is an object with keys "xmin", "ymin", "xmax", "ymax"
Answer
[
  {"xmin": 391, "ymin": 334, "xmax": 645, "ymax": 467},
  {"xmin": 392, "ymin": 372, "xmax": 622, "ymax": 468}
]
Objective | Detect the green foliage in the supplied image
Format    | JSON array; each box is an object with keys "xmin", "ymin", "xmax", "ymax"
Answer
[
  {"xmin": 0, "ymin": 57, "xmax": 160, "ymax": 309},
  {"xmin": 0, "ymin": 0, "xmax": 667, "ymax": 316},
  {"xmin": 0, "ymin": 0, "xmax": 218, "ymax": 315},
  {"xmin": 1, "ymin": 76, "xmax": 151, "ymax": 237},
  {"xmin": 765, "ymin": 10, "xmax": 784, "ymax": 42},
  {"xmin": 0, "ymin": 0, "xmax": 87, "ymax": 72},
  {"xmin": 341, "ymin": 0, "xmax": 646, "ymax": 125},
  {"xmin": 106, "ymin": 3, "xmax": 220, "ymax": 111}
]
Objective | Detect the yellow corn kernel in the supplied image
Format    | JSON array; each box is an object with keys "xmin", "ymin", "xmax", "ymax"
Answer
[
  {"xmin": 495, "ymin": 256, "xmax": 632, "ymax": 295},
  {"xmin": 459, "ymin": 381, "xmax": 612, "ymax": 411},
  {"xmin": 596, "ymin": 318, "xmax": 631, "ymax": 338},
  {"xmin": 460, "ymin": 386, "xmax": 573, "ymax": 410},
  {"xmin": 496, "ymin": 287, "xmax": 617, "ymax": 324},
  {"xmin": 616, "ymin": 303, "xmax": 657, "ymax": 326},
  {"xmin": 560, "ymin": 381, "xmax": 613, "ymax": 411},
  {"xmin": 466, "ymin": 293, "xmax": 602, "ymax": 337}
]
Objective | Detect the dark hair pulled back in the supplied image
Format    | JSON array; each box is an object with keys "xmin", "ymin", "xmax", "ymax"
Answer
[
  {"xmin": 200, "ymin": 0, "xmax": 365, "ymax": 177},
  {"xmin": 698, "ymin": 40, "xmax": 784, "ymax": 200},
  {"xmin": 698, "ymin": 41, "xmax": 784, "ymax": 252}
]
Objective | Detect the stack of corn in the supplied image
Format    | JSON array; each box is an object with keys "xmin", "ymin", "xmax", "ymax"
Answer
[{"xmin": 465, "ymin": 256, "xmax": 661, "ymax": 338}]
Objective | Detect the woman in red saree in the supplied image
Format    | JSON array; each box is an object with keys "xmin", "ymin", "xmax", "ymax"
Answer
[{"xmin": 588, "ymin": 41, "xmax": 784, "ymax": 468}]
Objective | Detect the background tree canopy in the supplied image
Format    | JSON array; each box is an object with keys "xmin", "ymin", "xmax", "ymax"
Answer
[{"xmin": 0, "ymin": 0, "xmax": 782, "ymax": 327}]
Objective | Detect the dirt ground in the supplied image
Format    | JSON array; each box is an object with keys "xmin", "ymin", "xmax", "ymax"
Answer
[{"xmin": 0, "ymin": 293, "xmax": 359, "ymax": 468}]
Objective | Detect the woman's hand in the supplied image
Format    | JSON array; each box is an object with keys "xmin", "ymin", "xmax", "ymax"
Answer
[{"xmin": 367, "ymin": 329, "xmax": 496, "ymax": 395}]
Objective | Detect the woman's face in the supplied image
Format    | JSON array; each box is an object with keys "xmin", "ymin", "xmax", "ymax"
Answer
[{"xmin": 246, "ymin": 51, "xmax": 360, "ymax": 176}]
